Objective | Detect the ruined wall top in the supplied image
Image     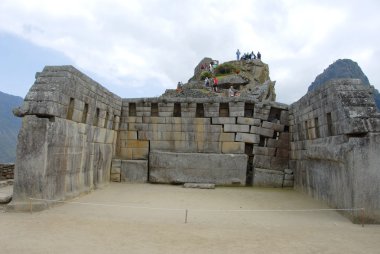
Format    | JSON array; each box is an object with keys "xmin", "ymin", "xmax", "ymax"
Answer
[
  {"xmin": 290, "ymin": 78, "xmax": 380, "ymax": 139},
  {"xmin": 122, "ymin": 96, "xmax": 288, "ymax": 109},
  {"xmin": 14, "ymin": 65, "xmax": 122, "ymax": 127}
]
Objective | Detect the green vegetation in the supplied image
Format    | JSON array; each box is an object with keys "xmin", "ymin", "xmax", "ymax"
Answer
[
  {"xmin": 200, "ymin": 71, "xmax": 212, "ymax": 80},
  {"xmin": 214, "ymin": 63, "xmax": 239, "ymax": 76}
]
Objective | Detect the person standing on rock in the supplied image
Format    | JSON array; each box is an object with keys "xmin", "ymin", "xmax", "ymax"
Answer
[
  {"xmin": 236, "ymin": 49, "xmax": 241, "ymax": 61},
  {"xmin": 229, "ymin": 86, "xmax": 236, "ymax": 97},
  {"xmin": 213, "ymin": 76, "xmax": 218, "ymax": 92},
  {"xmin": 209, "ymin": 63, "xmax": 214, "ymax": 73},
  {"xmin": 176, "ymin": 82, "xmax": 183, "ymax": 93},
  {"xmin": 204, "ymin": 77, "xmax": 210, "ymax": 88},
  {"xmin": 257, "ymin": 51, "xmax": 261, "ymax": 60}
]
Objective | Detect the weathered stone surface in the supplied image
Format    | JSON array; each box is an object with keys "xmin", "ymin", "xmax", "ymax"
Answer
[
  {"xmin": 218, "ymin": 75, "xmax": 249, "ymax": 89},
  {"xmin": 253, "ymin": 168, "xmax": 284, "ymax": 187},
  {"xmin": 237, "ymin": 117, "xmax": 261, "ymax": 126},
  {"xmin": 291, "ymin": 78, "xmax": 380, "ymax": 223},
  {"xmin": 284, "ymin": 168, "xmax": 293, "ymax": 174},
  {"xmin": 12, "ymin": 62, "xmax": 380, "ymax": 223},
  {"xmin": 121, "ymin": 160, "xmax": 148, "ymax": 182},
  {"xmin": 110, "ymin": 173, "xmax": 121, "ymax": 182},
  {"xmin": 284, "ymin": 174, "xmax": 294, "ymax": 180},
  {"xmin": 250, "ymin": 126, "xmax": 274, "ymax": 137},
  {"xmin": 221, "ymin": 142, "xmax": 245, "ymax": 154},
  {"xmin": 149, "ymin": 151, "xmax": 247, "ymax": 185},
  {"xmin": 183, "ymin": 183, "xmax": 215, "ymax": 189},
  {"xmin": 235, "ymin": 133, "xmax": 260, "ymax": 144},
  {"xmin": 262, "ymin": 121, "xmax": 284, "ymax": 132},
  {"xmin": 224, "ymin": 124, "xmax": 250, "ymax": 133},
  {"xmin": 0, "ymin": 193, "xmax": 12, "ymax": 204},
  {"xmin": 283, "ymin": 179, "xmax": 294, "ymax": 188},
  {"xmin": 252, "ymin": 147, "xmax": 276, "ymax": 156},
  {"xmin": 252, "ymin": 155, "xmax": 271, "ymax": 169},
  {"xmin": 10, "ymin": 66, "xmax": 121, "ymax": 211}
]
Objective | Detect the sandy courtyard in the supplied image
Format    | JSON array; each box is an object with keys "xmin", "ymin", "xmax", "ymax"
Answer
[{"xmin": 1, "ymin": 183, "xmax": 379, "ymax": 254}]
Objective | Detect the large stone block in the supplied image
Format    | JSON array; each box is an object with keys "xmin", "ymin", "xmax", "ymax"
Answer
[
  {"xmin": 126, "ymin": 140, "xmax": 149, "ymax": 149},
  {"xmin": 224, "ymin": 124, "xmax": 250, "ymax": 133},
  {"xmin": 235, "ymin": 133, "xmax": 260, "ymax": 144},
  {"xmin": 252, "ymin": 147, "xmax": 276, "ymax": 156},
  {"xmin": 131, "ymin": 148, "xmax": 149, "ymax": 160},
  {"xmin": 237, "ymin": 117, "xmax": 261, "ymax": 126},
  {"xmin": 252, "ymin": 155, "xmax": 271, "ymax": 169},
  {"xmin": 149, "ymin": 151, "xmax": 248, "ymax": 185},
  {"xmin": 250, "ymin": 126, "xmax": 274, "ymax": 138},
  {"xmin": 271, "ymin": 157, "xmax": 288, "ymax": 171},
  {"xmin": 197, "ymin": 141, "xmax": 221, "ymax": 153},
  {"xmin": 212, "ymin": 117, "xmax": 236, "ymax": 124},
  {"xmin": 219, "ymin": 133, "xmax": 236, "ymax": 142},
  {"xmin": 253, "ymin": 168, "xmax": 284, "ymax": 187},
  {"xmin": 275, "ymin": 148, "xmax": 289, "ymax": 158},
  {"xmin": 150, "ymin": 140, "xmax": 175, "ymax": 151},
  {"xmin": 120, "ymin": 160, "xmax": 148, "ymax": 182},
  {"xmin": 267, "ymin": 138, "xmax": 289, "ymax": 149},
  {"xmin": 119, "ymin": 148, "xmax": 133, "ymax": 159},
  {"xmin": 222, "ymin": 142, "xmax": 245, "ymax": 154},
  {"xmin": 111, "ymin": 159, "xmax": 121, "ymax": 174},
  {"xmin": 262, "ymin": 121, "xmax": 285, "ymax": 132}
]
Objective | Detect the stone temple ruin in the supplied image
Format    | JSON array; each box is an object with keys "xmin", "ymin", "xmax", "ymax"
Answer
[{"xmin": 9, "ymin": 58, "xmax": 380, "ymax": 223}]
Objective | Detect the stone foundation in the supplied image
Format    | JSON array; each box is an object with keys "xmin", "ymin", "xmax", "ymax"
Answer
[{"xmin": 149, "ymin": 151, "xmax": 247, "ymax": 185}]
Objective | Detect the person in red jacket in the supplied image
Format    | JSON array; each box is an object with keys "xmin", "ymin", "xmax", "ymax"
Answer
[{"xmin": 213, "ymin": 76, "xmax": 218, "ymax": 92}]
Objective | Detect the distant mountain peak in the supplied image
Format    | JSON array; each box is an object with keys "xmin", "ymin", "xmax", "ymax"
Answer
[
  {"xmin": 0, "ymin": 91, "xmax": 23, "ymax": 163},
  {"xmin": 308, "ymin": 59, "xmax": 379, "ymax": 110},
  {"xmin": 308, "ymin": 59, "xmax": 370, "ymax": 92}
]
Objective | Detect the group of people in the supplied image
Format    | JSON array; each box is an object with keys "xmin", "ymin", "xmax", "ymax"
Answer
[
  {"xmin": 204, "ymin": 76, "xmax": 219, "ymax": 92},
  {"xmin": 200, "ymin": 60, "xmax": 219, "ymax": 74},
  {"xmin": 236, "ymin": 49, "xmax": 261, "ymax": 61}
]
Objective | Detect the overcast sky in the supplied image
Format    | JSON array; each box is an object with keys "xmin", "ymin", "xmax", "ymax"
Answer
[{"xmin": 0, "ymin": 0, "xmax": 379, "ymax": 104}]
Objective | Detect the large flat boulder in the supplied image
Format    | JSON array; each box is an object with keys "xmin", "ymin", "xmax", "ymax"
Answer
[{"xmin": 149, "ymin": 151, "xmax": 248, "ymax": 185}]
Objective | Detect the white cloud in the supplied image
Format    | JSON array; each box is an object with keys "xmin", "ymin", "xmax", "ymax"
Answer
[{"xmin": 0, "ymin": 0, "xmax": 379, "ymax": 102}]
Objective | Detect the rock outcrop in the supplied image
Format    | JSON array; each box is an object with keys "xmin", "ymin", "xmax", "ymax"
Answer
[{"xmin": 163, "ymin": 58, "xmax": 276, "ymax": 102}]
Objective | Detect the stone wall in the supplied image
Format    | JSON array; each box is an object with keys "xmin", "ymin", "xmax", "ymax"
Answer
[
  {"xmin": 11, "ymin": 66, "xmax": 122, "ymax": 211},
  {"xmin": 289, "ymin": 79, "xmax": 380, "ymax": 223},
  {"xmin": 114, "ymin": 97, "xmax": 290, "ymax": 186},
  {"xmin": 0, "ymin": 164, "xmax": 14, "ymax": 180},
  {"xmin": 149, "ymin": 151, "xmax": 248, "ymax": 185}
]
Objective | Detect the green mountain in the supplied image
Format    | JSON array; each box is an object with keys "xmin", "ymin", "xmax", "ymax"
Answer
[
  {"xmin": 0, "ymin": 91, "xmax": 23, "ymax": 163},
  {"xmin": 308, "ymin": 59, "xmax": 380, "ymax": 110}
]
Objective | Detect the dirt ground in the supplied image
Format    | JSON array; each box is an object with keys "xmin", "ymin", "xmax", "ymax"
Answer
[{"xmin": 1, "ymin": 183, "xmax": 379, "ymax": 254}]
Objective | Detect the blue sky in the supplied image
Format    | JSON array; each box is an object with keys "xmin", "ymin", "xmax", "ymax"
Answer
[
  {"xmin": 0, "ymin": 33, "xmax": 73, "ymax": 97},
  {"xmin": 0, "ymin": 0, "xmax": 379, "ymax": 103}
]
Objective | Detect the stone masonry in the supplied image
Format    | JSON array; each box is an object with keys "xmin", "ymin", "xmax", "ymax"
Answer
[
  {"xmin": 10, "ymin": 66, "xmax": 122, "ymax": 211},
  {"xmin": 111, "ymin": 97, "xmax": 290, "ymax": 187},
  {"xmin": 10, "ymin": 65, "xmax": 380, "ymax": 223},
  {"xmin": 0, "ymin": 164, "xmax": 14, "ymax": 181},
  {"xmin": 289, "ymin": 79, "xmax": 380, "ymax": 223}
]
